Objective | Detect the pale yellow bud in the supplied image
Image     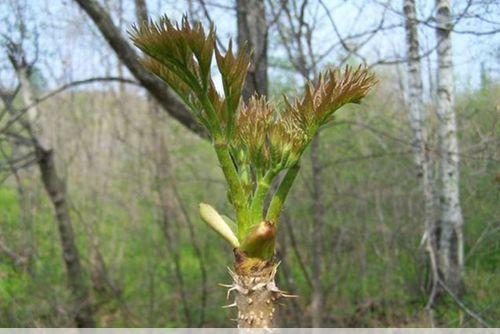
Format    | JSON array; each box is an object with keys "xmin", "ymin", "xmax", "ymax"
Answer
[{"xmin": 199, "ymin": 203, "xmax": 240, "ymax": 248}]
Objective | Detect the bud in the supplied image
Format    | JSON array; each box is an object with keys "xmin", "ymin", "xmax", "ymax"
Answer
[
  {"xmin": 199, "ymin": 203, "xmax": 240, "ymax": 248},
  {"xmin": 241, "ymin": 221, "xmax": 276, "ymax": 259}
]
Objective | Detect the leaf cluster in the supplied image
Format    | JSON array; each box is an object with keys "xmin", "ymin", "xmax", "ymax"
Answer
[
  {"xmin": 129, "ymin": 16, "xmax": 376, "ymax": 259},
  {"xmin": 130, "ymin": 15, "xmax": 249, "ymax": 140}
]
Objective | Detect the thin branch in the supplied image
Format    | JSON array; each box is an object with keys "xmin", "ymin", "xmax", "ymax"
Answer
[{"xmin": 439, "ymin": 280, "xmax": 491, "ymax": 327}]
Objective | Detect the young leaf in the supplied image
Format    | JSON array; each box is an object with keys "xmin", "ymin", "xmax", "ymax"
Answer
[
  {"xmin": 199, "ymin": 203, "xmax": 240, "ymax": 248},
  {"xmin": 233, "ymin": 96, "xmax": 273, "ymax": 170},
  {"xmin": 215, "ymin": 40, "xmax": 251, "ymax": 138},
  {"xmin": 284, "ymin": 65, "xmax": 377, "ymax": 136}
]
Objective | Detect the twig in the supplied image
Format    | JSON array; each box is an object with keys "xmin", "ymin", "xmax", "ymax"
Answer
[{"xmin": 439, "ymin": 280, "xmax": 491, "ymax": 328}]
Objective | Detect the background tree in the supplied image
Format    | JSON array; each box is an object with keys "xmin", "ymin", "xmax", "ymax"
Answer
[
  {"xmin": 434, "ymin": 0, "xmax": 465, "ymax": 297},
  {"xmin": 1, "ymin": 31, "xmax": 95, "ymax": 329},
  {"xmin": 402, "ymin": 0, "xmax": 439, "ymax": 313}
]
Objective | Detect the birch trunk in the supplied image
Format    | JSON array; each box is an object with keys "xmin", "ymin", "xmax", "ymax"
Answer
[
  {"xmin": 435, "ymin": 0, "xmax": 465, "ymax": 296},
  {"xmin": 403, "ymin": 0, "xmax": 439, "ymax": 303},
  {"xmin": 17, "ymin": 67, "xmax": 95, "ymax": 327}
]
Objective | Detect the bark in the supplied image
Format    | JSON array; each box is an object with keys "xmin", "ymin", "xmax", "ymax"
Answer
[
  {"xmin": 226, "ymin": 250, "xmax": 289, "ymax": 328},
  {"xmin": 310, "ymin": 135, "xmax": 324, "ymax": 327},
  {"xmin": 36, "ymin": 147, "xmax": 95, "ymax": 327},
  {"xmin": 403, "ymin": 0, "xmax": 427, "ymax": 177},
  {"xmin": 133, "ymin": 0, "xmax": 148, "ymax": 23},
  {"xmin": 403, "ymin": 0, "xmax": 439, "ymax": 305},
  {"xmin": 236, "ymin": 0, "xmax": 268, "ymax": 99},
  {"xmin": 435, "ymin": 0, "xmax": 465, "ymax": 295},
  {"xmin": 15, "ymin": 62, "xmax": 95, "ymax": 327},
  {"xmin": 73, "ymin": 0, "xmax": 205, "ymax": 137}
]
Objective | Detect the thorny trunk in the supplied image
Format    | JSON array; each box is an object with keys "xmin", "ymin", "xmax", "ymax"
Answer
[
  {"xmin": 17, "ymin": 66, "xmax": 95, "ymax": 327},
  {"xmin": 226, "ymin": 250, "xmax": 289, "ymax": 328},
  {"xmin": 310, "ymin": 135, "xmax": 324, "ymax": 327},
  {"xmin": 236, "ymin": 0, "xmax": 268, "ymax": 99},
  {"xmin": 403, "ymin": 0, "xmax": 439, "ymax": 305},
  {"xmin": 435, "ymin": 0, "xmax": 465, "ymax": 296}
]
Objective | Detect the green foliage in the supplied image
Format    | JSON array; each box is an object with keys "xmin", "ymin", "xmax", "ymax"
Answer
[{"xmin": 129, "ymin": 16, "xmax": 376, "ymax": 259}]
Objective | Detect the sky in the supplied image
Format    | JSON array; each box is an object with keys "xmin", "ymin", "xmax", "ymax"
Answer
[{"xmin": 0, "ymin": 0, "xmax": 499, "ymax": 96}]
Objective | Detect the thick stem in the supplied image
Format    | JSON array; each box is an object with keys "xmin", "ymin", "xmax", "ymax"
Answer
[{"xmin": 224, "ymin": 250, "xmax": 291, "ymax": 328}]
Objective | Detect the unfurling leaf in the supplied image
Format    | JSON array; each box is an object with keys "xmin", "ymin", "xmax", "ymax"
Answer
[
  {"xmin": 215, "ymin": 40, "xmax": 251, "ymax": 138},
  {"xmin": 284, "ymin": 66, "xmax": 377, "ymax": 136},
  {"xmin": 199, "ymin": 203, "xmax": 240, "ymax": 248},
  {"xmin": 233, "ymin": 96, "xmax": 273, "ymax": 170},
  {"xmin": 129, "ymin": 15, "xmax": 223, "ymax": 135}
]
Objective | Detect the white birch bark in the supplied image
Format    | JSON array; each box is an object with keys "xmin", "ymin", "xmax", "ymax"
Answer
[
  {"xmin": 403, "ymin": 0, "xmax": 439, "ymax": 304},
  {"xmin": 403, "ymin": 0, "xmax": 426, "ymax": 176},
  {"xmin": 435, "ymin": 0, "xmax": 464, "ymax": 294}
]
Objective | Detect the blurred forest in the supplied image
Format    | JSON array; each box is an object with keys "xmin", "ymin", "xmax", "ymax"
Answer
[{"xmin": 0, "ymin": 0, "xmax": 499, "ymax": 328}]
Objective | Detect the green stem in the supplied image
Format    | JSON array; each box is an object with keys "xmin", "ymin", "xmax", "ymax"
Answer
[
  {"xmin": 213, "ymin": 142, "xmax": 248, "ymax": 237},
  {"xmin": 198, "ymin": 91, "xmax": 250, "ymax": 238},
  {"xmin": 266, "ymin": 164, "xmax": 300, "ymax": 224},
  {"xmin": 249, "ymin": 170, "xmax": 277, "ymax": 230}
]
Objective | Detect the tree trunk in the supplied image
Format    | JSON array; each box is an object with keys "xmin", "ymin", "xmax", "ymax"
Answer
[
  {"xmin": 36, "ymin": 147, "xmax": 95, "ymax": 327},
  {"xmin": 435, "ymin": 0, "xmax": 465, "ymax": 296},
  {"xmin": 236, "ymin": 0, "xmax": 268, "ymax": 99},
  {"xmin": 227, "ymin": 250, "xmax": 287, "ymax": 328},
  {"xmin": 403, "ymin": 0, "xmax": 427, "ymax": 179},
  {"xmin": 133, "ymin": 0, "xmax": 148, "ymax": 23},
  {"xmin": 403, "ymin": 0, "xmax": 439, "ymax": 305},
  {"xmin": 17, "ymin": 65, "xmax": 95, "ymax": 327}
]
